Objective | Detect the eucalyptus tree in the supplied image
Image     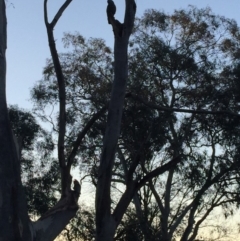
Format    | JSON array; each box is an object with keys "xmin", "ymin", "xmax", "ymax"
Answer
[
  {"xmin": 2, "ymin": 0, "xmax": 240, "ymax": 240},
  {"xmin": 0, "ymin": 1, "xmax": 32, "ymax": 239},
  {"xmin": 0, "ymin": 1, "xmax": 81, "ymax": 239},
  {"xmin": 0, "ymin": 0, "xmax": 142, "ymax": 240},
  {"xmin": 2, "ymin": 0, "xmax": 177, "ymax": 240},
  {"xmin": 8, "ymin": 105, "xmax": 58, "ymax": 217},
  {"xmin": 31, "ymin": 0, "xmax": 182, "ymax": 239},
  {"xmin": 33, "ymin": 6, "xmax": 240, "ymax": 241},
  {"xmin": 125, "ymin": 7, "xmax": 240, "ymax": 241}
]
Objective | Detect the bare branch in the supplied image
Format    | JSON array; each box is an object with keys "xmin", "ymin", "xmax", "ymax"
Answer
[
  {"xmin": 43, "ymin": 0, "xmax": 73, "ymax": 197},
  {"xmin": 43, "ymin": 0, "xmax": 48, "ymax": 26},
  {"xmin": 95, "ymin": 1, "xmax": 137, "ymax": 239},
  {"xmin": 44, "ymin": 2, "xmax": 67, "ymax": 170},
  {"xmin": 123, "ymin": 0, "xmax": 136, "ymax": 35},
  {"xmin": 50, "ymin": 0, "xmax": 73, "ymax": 29}
]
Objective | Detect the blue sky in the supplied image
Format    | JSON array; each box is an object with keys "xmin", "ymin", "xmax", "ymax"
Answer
[{"xmin": 6, "ymin": 0, "xmax": 240, "ymax": 109}]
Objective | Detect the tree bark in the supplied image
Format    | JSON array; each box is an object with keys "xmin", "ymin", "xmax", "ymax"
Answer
[
  {"xmin": 0, "ymin": 1, "xmax": 32, "ymax": 240},
  {"xmin": 0, "ymin": 1, "xmax": 82, "ymax": 240},
  {"xmin": 95, "ymin": 1, "xmax": 136, "ymax": 240}
]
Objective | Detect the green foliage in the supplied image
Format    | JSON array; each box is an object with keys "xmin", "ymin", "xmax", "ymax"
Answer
[
  {"xmin": 9, "ymin": 105, "xmax": 40, "ymax": 151},
  {"xmin": 9, "ymin": 105, "xmax": 58, "ymax": 216},
  {"xmin": 62, "ymin": 206, "xmax": 95, "ymax": 241},
  {"xmin": 27, "ymin": 5, "xmax": 240, "ymax": 240}
]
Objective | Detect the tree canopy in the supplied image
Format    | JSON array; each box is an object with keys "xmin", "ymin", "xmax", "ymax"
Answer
[
  {"xmin": 1, "ymin": 1, "xmax": 240, "ymax": 240},
  {"xmin": 29, "ymin": 6, "xmax": 240, "ymax": 241}
]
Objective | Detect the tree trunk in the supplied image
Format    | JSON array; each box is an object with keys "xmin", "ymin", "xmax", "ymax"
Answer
[
  {"xmin": 0, "ymin": 1, "xmax": 80, "ymax": 240},
  {"xmin": 95, "ymin": 1, "xmax": 136, "ymax": 240},
  {"xmin": 133, "ymin": 194, "xmax": 153, "ymax": 240},
  {"xmin": 0, "ymin": 1, "xmax": 32, "ymax": 240}
]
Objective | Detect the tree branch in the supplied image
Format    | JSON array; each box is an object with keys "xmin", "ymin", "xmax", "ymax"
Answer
[
  {"xmin": 113, "ymin": 180, "xmax": 137, "ymax": 226},
  {"xmin": 129, "ymin": 93, "xmax": 240, "ymax": 117},
  {"xmin": 123, "ymin": 0, "xmax": 136, "ymax": 36},
  {"xmin": 50, "ymin": 0, "xmax": 73, "ymax": 29},
  {"xmin": 67, "ymin": 105, "xmax": 107, "ymax": 168},
  {"xmin": 43, "ymin": 0, "xmax": 49, "ymax": 28},
  {"xmin": 95, "ymin": 1, "xmax": 136, "ymax": 239},
  {"xmin": 0, "ymin": 0, "xmax": 7, "ymax": 103},
  {"xmin": 137, "ymin": 156, "xmax": 182, "ymax": 189},
  {"xmin": 148, "ymin": 180, "xmax": 164, "ymax": 214},
  {"xmin": 188, "ymin": 195, "xmax": 236, "ymax": 241},
  {"xmin": 180, "ymin": 163, "xmax": 235, "ymax": 241},
  {"xmin": 44, "ymin": 0, "xmax": 73, "ymax": 197},
  {"xmin": 32, "ymin": 209, "xmax": 77, "ymax": 241}
]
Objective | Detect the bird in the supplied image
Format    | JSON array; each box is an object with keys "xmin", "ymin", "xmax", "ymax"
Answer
[
  {"xmin": 73, "ymin": 179, "xmax": 81, "ymax": 200},
  {"xmin": 107, "ymin": 0, "xmax": 116, "ymax": 24}
]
